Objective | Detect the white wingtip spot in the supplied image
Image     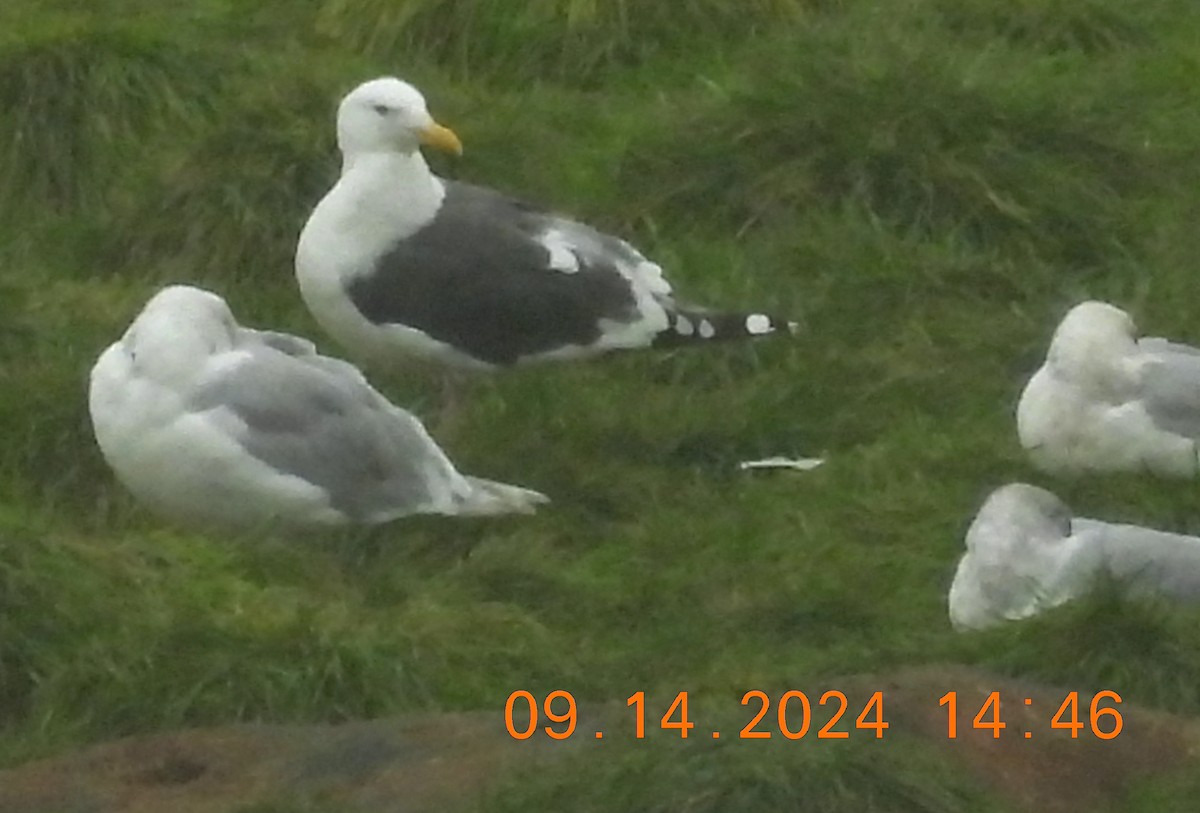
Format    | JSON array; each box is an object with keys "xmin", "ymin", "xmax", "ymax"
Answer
[
  {"xmin": 539, "ymin": 229, "xmax": 581, "ymax": 273},
  {"xmin": 745, "ymin": 314, "xmax": 773, "ymax": 335},
  {"xmin": 675, "ymin": 315, "xmax": 694, "ymax": 336},
  {"xmin": 699, "ymin": 319, "xmax": 716, "ymax": 339}
]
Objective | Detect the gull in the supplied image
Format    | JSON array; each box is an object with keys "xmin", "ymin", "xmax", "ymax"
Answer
[
  {"xmin": 295, "ymin": 76, "xmax": 796, "ymax": 375},
  {"xmin": 88, "ymin": 285, "xmax": 547, "ymax": 528},
  {"xmin": 949, "ymin": 482, "xmax": 1200, "ymax": 630},
  {"xmin": 1017, "ymin": 300, "xmax": 1200, "ymax": 476}
]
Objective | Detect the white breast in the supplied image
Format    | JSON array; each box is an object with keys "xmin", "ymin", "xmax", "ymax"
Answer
[{"xmin": 295, "ymin": 153, "xmax": 478, "ymax": 368}]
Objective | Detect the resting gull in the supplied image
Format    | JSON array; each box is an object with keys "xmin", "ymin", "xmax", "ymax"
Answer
[
  {"xmin": 949, "ymin": 482, "xmax": 1200, "ymax": 630},
  {"xmin": 1016, "ymin": 300, "xmax": 1200, "ymax": 476},
  {"xmin": 88, "ymin": 285, "xmax": 548, "ymax": 528},
  {"xmin": 296, "ymin": 77, "xmax": 796, "ymax": 371}
]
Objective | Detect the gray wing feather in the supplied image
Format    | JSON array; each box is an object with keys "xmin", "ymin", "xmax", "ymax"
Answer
[
  {"xmin": 1092, "ymin": 521, "xmax": 1200, "ymax": 601},
  {"xmin": 1138, "ymin": 336, "xmax": 1200, "ymax": 357},
  {"xmin": 1139, "ymin": 351, "xmax": 1200, "ymax": 439},
  {"xmin": 190, "ymin": 346, "xmax": 463, "ymax": 521},
  {"xmin": 241, "ymin": 328, "xmax": 317, "ymax": 357}
]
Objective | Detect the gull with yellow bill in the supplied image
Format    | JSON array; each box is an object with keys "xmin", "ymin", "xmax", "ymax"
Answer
[{"xmin": 296, "ymin": 77, "xmax": 795, "ymax": 373}]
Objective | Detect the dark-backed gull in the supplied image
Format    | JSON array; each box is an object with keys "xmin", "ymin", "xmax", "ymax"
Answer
[{"xmin": 296, "ymin": 76, "xmax": 796, "ymax": 371}]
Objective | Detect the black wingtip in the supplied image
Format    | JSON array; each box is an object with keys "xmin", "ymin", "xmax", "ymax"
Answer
[{"xmin": 652, "ymin": 309, "xmax": 799, "ymax": 348}]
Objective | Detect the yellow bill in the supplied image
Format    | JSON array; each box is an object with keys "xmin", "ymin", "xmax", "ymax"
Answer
[{"xmin": 419, "ymin": 121, "xmax": 463, "ymax": 156}]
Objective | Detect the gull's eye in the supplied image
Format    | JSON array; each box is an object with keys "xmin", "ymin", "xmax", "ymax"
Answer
[{"xmin": 372, "ymin": 104, "xmax": 390, "ymax": 115}]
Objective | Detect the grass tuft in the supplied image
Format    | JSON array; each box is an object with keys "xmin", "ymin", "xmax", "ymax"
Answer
[
  {"xmin": 478, "ymin": 732, "xmax": 1002, "ymax": 812},
  {"xmin": 102, "ymin": 75, "xmax": 339, "ymax": 287},
  {"xmin": 961, "ymin": 589, "xmax": 1200, "ymax": 715},
  {"xmin": 0, "ymin": 21, "xmax": 216, "ymax": 218},
  {"xmin": 621, "ymin": 8, "xmax": 1200, "ymax": 268},
  {"xmin": 315, "ymin": 0, "xmax": 811, "ymax": 86},
  {"xmin": 930, "ymin": 0, "xmax": 1194, "ymax": 54}
]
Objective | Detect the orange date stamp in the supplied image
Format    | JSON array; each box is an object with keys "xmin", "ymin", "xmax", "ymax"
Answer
[{"xmin": 503, "ymin": 689, "xmax": 1124, "ymax": 742}]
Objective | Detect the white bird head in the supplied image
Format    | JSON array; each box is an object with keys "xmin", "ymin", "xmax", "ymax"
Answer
[
  {"xmin": 122, "ymin": 285, "xmax": 239, "ymax": 382},
  {"xmin": 1046, "ymin": 300, "xmax": 1138, "ymax": 386},
  {"xmin": 950, "ymin": 483, "xmax": 1101, "ymax": 630},
  {"xmin": 336, "ymin": 77, "xmax": 462, "ymax": 159}
]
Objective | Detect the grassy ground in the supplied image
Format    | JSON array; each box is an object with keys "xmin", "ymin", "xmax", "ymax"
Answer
[{"xmin": 5, "ymin": 0, "xmax": 1200, "ymax": 808}]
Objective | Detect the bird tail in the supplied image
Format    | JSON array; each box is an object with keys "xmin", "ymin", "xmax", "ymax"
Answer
[
  {"xmin": 457, "ymin": 477, "xmax": 550, "ymax": 516},
  {"xmin": 652, "ymin": 306, "xmax": 798, "ymax": 348}
]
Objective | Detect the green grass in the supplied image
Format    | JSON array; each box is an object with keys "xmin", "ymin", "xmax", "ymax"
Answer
[
  {"xmin": 314, "ymin": 0, "xmax": 811, "ymax": 86},
  {"xmin": 477, "ymin": 732, "xmax": 1006, "ymax": 813},
  {"xmin": 5, "ymin": 0, "xmax": 1200, "ymax": 808}
]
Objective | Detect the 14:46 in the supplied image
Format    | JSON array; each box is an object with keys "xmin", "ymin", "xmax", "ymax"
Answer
[{"xmin": 938, "ymin": 690, "xmax": 1123, "ymax": 740}]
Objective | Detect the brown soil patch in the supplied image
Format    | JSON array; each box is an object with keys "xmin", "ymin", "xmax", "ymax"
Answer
[{"xmin": 846, "ymin": 665, "xmax": 1197, "ymax": 812}]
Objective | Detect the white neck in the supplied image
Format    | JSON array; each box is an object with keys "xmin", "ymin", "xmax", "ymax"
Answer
[
  {"xmin": 341, "ymin": 148, "xmax": 438, "ymax": 190},
  {"xmin": 334, "ymin": 150, "xmax": 445, "ymax": 236},
  {"xmin": 298, "ymin": 149, "xmax": 447, "ymax": 286}
]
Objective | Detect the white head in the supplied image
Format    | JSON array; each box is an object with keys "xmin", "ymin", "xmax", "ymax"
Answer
[
  {"xmin": 951, "ymin": 482, "xmax": 1099, "ymax": 630},
  {"xmin": 1046, "ymin": 300, "xmax": 1138, "ymax": 385},
  {"xmin": 335, "ymin": 76, "xmax": 463, "ymax": 158},
  {"xmin": 964, "ymin": 483, "xmax": 1073, "ymax": 556},
  {"xmin": 122, "ymin": 285, "xmax": 240, "ymax": 383}
]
